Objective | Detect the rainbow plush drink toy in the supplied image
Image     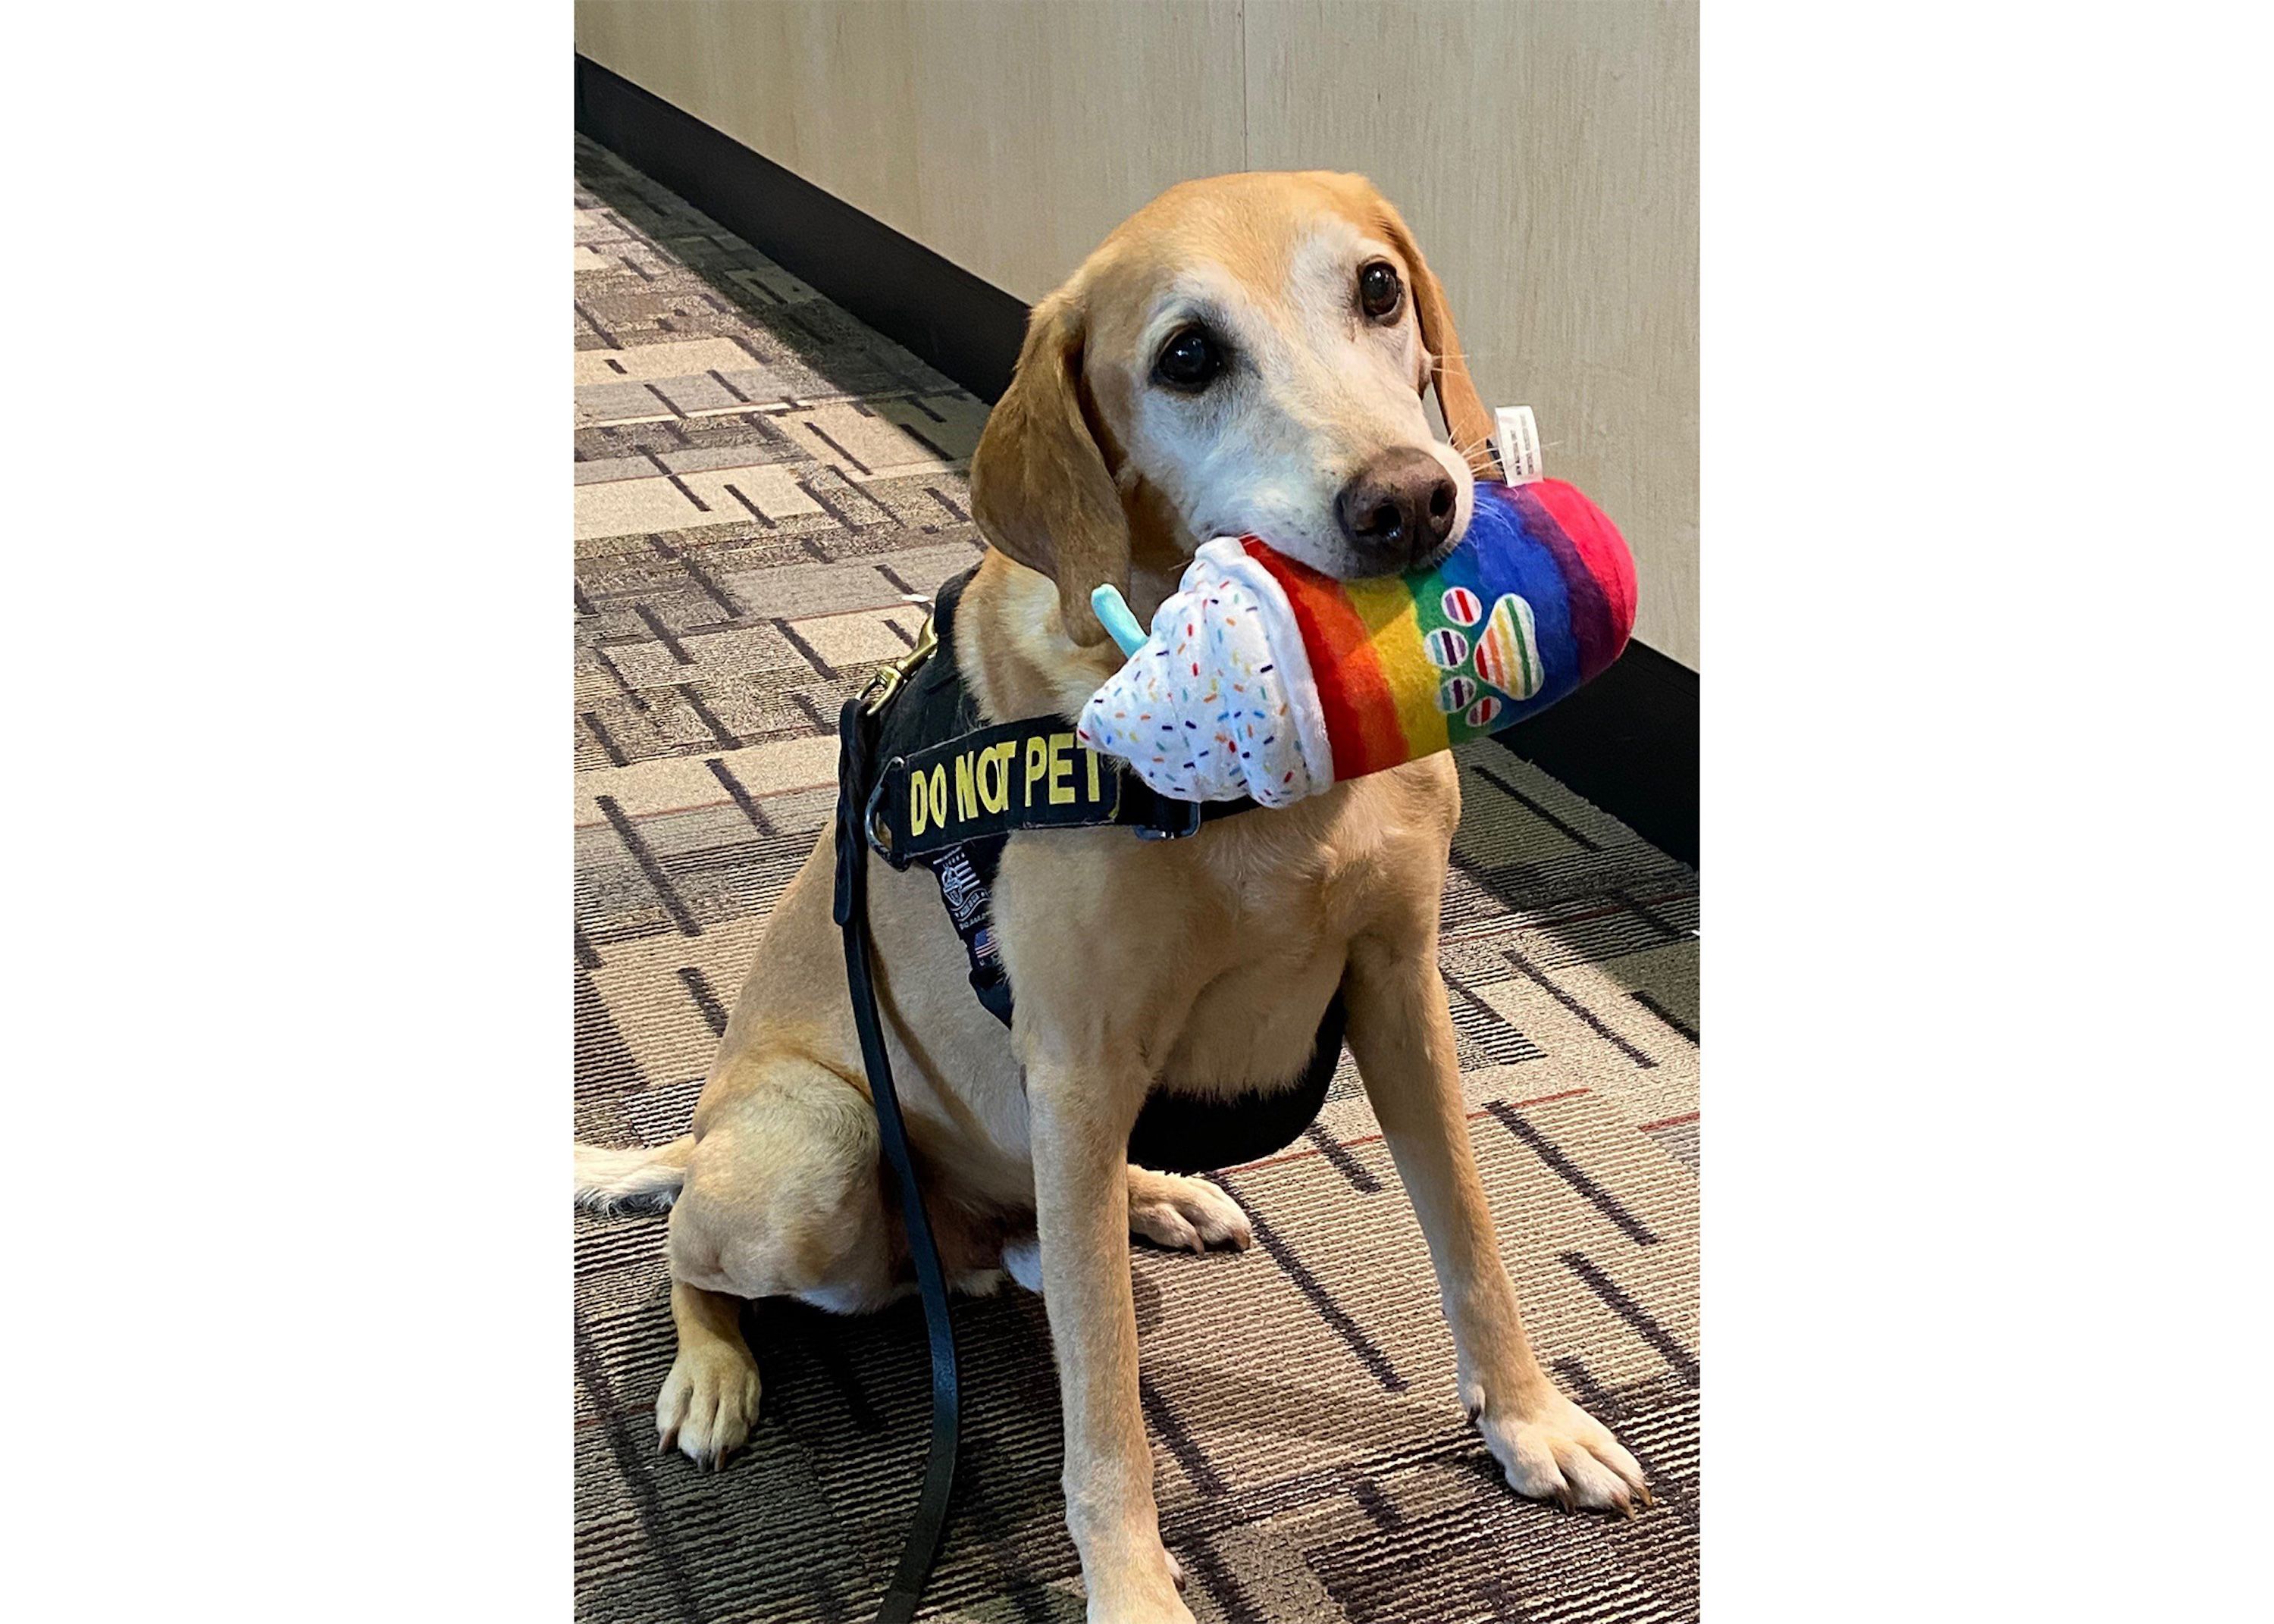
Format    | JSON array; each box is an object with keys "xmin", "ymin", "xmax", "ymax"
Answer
[{"xmin": 1077, "ymin": 476, "xmax": 1635, "ymax": 806}]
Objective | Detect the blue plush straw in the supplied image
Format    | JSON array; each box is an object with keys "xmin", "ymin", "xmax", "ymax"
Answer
[{"xmin": 1090, "ymin": 584, "xmax": 1149, "ymax": 657}]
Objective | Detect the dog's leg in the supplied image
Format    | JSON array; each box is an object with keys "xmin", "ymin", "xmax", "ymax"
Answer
[
  {"xmin": 654, "ymin": 1280, "xmax": 763, "ymax": 1470},
  {"xmin": 1126, "ymin": 1166, "xmax": 1252, "ymax": 1253},
  {"xmin": 653, "ymin": 1054, "xmax": 898, "ymax": 1468},
  {"xmin": 1344, "ymin": 931, "xmax": 1650, "ymax": 1514},
  {"xmin": 1027, "ymin": 1050, "xmax": 1195, "ymax": 1624}
]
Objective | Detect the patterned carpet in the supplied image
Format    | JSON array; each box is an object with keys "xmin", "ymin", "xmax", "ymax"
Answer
[{"xmin": 572, "ymin": 136, "xmax": 1701, "ymax": 1623}]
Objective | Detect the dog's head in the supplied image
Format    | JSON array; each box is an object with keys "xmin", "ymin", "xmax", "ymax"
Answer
[{"xmin": 970, "ymin": 171, "xmax": 1498, "ymax": 646}]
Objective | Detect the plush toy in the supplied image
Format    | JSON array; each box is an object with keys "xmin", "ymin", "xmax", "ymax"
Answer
[{"xmin": 1077, "ymin": 477, "xmax": 1635, "ymax": 806}]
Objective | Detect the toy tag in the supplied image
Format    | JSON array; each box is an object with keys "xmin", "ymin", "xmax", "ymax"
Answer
[{"xmin": 1494, "ymin": 406, "xmax": 1543, "ymax": 484}]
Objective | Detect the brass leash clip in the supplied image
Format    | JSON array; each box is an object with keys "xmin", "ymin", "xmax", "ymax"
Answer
[{"xmin": 860, "ymin": 600, "xmax": 940, "ymax": 715}]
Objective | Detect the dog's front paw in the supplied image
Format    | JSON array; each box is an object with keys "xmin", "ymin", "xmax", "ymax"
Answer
[
  {"xmin": 1128, "ymin": 1171, "xmax": 1253, "ymax": 1253},
  {"xmin": 1470, "ymin": 1381, "xmax": 1650, "ymax": 1515},
  {"xmin": 655, "ymin": 1343, "xmax": 762, "ymax": 1470},
  {"xmin": 1088, "ymin": 1601, "xmax": 1195, "ymax": 1624},
  {"xmin": 1071, "ymin": 1519, "xmax": 1193, "ymax": 1622},
  {"xmin": 1083, "ymin": 1564, "xmax": 1195, "ymax": 1624}
]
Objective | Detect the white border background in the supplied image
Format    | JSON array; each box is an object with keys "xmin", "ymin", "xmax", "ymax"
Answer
[{"xmin": 9, "ymin": 3, "xmax": 2270, "ymax": 1618}]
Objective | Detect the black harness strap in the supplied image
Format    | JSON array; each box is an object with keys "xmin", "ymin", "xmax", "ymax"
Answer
[{"xmin": 833, "ymin": 695, "xmax": 957, "ymax": 1624}]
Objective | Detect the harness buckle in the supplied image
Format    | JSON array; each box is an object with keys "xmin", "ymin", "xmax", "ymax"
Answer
[{"xmin": 1135, "ymin": 798, "xmax": 1203, "ymax": 841}]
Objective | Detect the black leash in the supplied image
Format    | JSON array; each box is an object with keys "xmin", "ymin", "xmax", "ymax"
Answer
[{"xmin": 834, "ymin": 692, "xmax": 960, "ymax": 1624}]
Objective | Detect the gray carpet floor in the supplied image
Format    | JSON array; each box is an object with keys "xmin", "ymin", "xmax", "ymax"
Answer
[{"xmin": 573, "ymin": 134, "xmax": 1701, "ymax": 1623}]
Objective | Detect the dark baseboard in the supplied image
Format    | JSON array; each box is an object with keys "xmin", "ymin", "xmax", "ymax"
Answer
[
  {"xmin": 1496, "ymin": 643, "xmax": 1697, "ymax": 868},
  {"xmin": 575, "ymin": 54, "xmax": 1029, "ymax": 400},
  {"xmin": 575, "ymin": 52, "xmax": 1699, "ymax": 867}
]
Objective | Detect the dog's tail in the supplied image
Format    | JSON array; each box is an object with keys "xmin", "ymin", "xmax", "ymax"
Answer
[{"xmin": 574, "ymin": 1134, "xmax": 696, "ymax": 1213}]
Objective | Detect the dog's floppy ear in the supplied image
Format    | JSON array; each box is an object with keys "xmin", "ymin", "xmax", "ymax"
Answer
[
  {"xmin": 969, "ymin": 285, "xmax": 1128, "ymax": 646},
  {"xmin": 1376, "ymin": 202, "xmax": 1502, "ymax": 480}
]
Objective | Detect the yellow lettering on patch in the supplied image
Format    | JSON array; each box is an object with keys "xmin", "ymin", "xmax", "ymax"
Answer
[
  {"xmin": 1024, "ymin": 737, "xmax": 1048, "ymax": 806},
  {"xmin": 979, "ymin": 742, "xmax": 1011, "ymax": 813},
  {"xmin": 1048, "ymin": 733, "xmax": 1075, "ymax": 806},
  {"xmin": 908, "ymin": 767, "xmax": 929, "ymax": 836},
  {"xmin": 1085, "ymin": 746, "xmax": 1102, "ymax": 801},
  {"xmin": 926, "ymin": 765, "xmax": 948, "ymax": 831},
  {"xmin": 954, "ymin": 750, "xmax": 978, "ymax": 823}
]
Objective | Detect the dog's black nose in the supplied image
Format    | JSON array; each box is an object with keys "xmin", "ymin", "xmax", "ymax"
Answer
[{"xmin": 1336, "ymin": 449, "xmax": 1458, "ymax": 566}]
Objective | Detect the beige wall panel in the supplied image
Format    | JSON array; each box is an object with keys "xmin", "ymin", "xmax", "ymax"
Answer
[
  {"xmin": 1245, "ymin": 1, "xmax": 1698, "ymax": 665},
  {"xmin": 576, "ymin": 2, "xmax": 1248, "ymax": 304}
]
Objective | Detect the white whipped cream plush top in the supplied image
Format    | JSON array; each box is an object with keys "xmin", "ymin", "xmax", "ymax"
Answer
[{"xmin": 1074, "ymin": 538, "xmax": 1333, "ymax": 807}]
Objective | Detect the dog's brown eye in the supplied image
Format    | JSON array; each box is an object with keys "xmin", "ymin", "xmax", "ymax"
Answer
[
  {"xmin": 1359, "ymin": 261, "xmax": 1402, "ymax": 321},
  {"xmin": 1154, "ymin": 325, "xmax": 1225, "ymax": 392}
]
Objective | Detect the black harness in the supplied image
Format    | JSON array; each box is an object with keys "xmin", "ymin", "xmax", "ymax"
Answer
[{"xmin": 832, "ymin": 568, "xmax": 1342, "ymax": 1620}]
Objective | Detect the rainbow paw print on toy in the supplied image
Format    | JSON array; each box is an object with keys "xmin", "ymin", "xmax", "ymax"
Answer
[{"xmin": 1076, "ymin": 477, "xmax": 1636, "ymax": 806}]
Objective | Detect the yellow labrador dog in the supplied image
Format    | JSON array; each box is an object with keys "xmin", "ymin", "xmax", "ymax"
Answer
[{"xmin": 576, "ymin": 171, "xmax": 1646, "ymax": 1623}]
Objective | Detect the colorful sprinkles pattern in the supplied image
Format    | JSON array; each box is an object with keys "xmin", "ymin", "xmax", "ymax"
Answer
[{"xmin": 1073, "ymin": 540, "xmax": 1322, "ymax": 806}]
